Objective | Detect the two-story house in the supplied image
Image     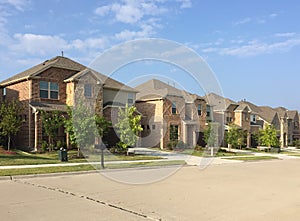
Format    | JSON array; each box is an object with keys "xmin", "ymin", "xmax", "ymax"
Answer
[
  {"xmin": 206, "ymin": 93, "xmax": 252, "ymax": 147},
  {"xmin": 274, "ymin": 107, "xmax": 300, "ymax": 145},
  {"xmin": 134, "ymin": 79, "xmax": 211, "ymax": 149},
  {"xmin": 0, "ymin": 56, "xmax": 137, "ymax": 151}
]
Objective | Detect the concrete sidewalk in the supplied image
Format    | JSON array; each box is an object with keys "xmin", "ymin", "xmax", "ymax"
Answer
[{"xmin": 1, "ymin": 147, "xmax": 299, "ymax": 170}]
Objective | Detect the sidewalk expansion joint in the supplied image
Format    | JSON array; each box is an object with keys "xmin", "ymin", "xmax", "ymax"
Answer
[{"xmin": 12, "ymin": 179, "xmax": 162, "ymax": 221}]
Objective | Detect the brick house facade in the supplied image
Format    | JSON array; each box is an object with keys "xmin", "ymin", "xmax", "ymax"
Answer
[
  {"xmin": 135, "ymin": 79, "xmax": 211, "ymax": 149},
  {"xmin": 0, "ymin": 56, "xmax": 137, "ymax": 151}
]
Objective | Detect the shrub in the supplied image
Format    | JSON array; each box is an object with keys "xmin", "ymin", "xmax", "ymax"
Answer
[{"xmin": 41, "ymin": 141, "xmax": 48, "ymax": 153}]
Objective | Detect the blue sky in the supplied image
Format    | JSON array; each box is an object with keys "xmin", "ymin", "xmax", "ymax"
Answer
[{"xmin": 0, "ymin": 0, "xmax": 300, "ymax": 110}]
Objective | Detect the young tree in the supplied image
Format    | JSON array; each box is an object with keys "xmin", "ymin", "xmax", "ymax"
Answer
[
  {"xmin": 64, "ymin": 104, "xmax": 95, "ymax": 156},
  {"xmin": 41, "ymin": 110, "xmax": 64, "ymax": 151},
  {"xmin": 64, "ymin": 104, "xmax": 111, "ymax": 157},
  {"xmin": 0, "ymin": 100, "xmax": 24, "ymax": 151},
  {"xmin": 115, "ymin": 104, "xmax": 143, "ymax": 149},
  {"xmin": 203, "ymin": 123, "xmax": 217, "ymax": 147},
  {"xmin": 226, "ymin": 124, "xmax": 245, "ymax": 150},
  {"xmin": 258, "ymin": 124, "xmax": 279, "ymax": 149}
]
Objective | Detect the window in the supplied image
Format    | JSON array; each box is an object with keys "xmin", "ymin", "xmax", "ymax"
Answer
[
  {"xmin": 3, "ymin": 87, "xmax": 6, "ymax": 96},
  {"xmin": 206, "ymin": 105, "xmax": 211, "ymax": 117},
  {"xmin": 152, "ymin": 124, "xmax": 156, "ymax": 130},
  {"xmin": 251, "ymin": 114, "xmax": 256, "ymax": 122},
  {"xmin": 127, "ymin": 93, "xmax": 134, "ymax": 105},
  {"xmin": 40, "ymin": 81, "xmax": 59, "ymax": 99},
  {"xmin": 226, "ymin": 117, "xmax": 232, "ymax": 122},
  {"xmin": 147, "ymin": 125, "xmax": 150, "ymax": 130},
  {"xmin": 172, "ymin": 102, "xmax": 176, "ymax": 114},
  {"xmin": 170, "ymin": 125, "xmax": 179, "ymax": 141},
  {"xmin": 84, "ymin": 84, "xmax": 92, "ymax": 97},
  {"xmin": 198, "ymin": 104, "xmax": 202, "ymax": 115}
]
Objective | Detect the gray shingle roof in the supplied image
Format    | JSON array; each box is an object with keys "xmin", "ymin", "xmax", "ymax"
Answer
[
  {"xmin": 238, "ymin": 100, "xmax": 262, "ymax": 114},
  {"xmin": 0, "ymin": 56, "xmax": 85, "ymax": 86},
  {"xmin": 205, "ymin": 93, "xmax": 235, "ymax": 111},
  {"xmin": 135, "ymin": 79, "xmax": 204, "ymax": 102},
  {"xmin": 65, "ymin": 69, "xmax": 137, "ymax": 92},
  {"xmin": 258, "ymin": 106, "xmax": 278, "ymax": 123}
]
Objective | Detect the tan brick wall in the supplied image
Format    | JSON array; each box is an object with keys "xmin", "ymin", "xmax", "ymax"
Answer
[{"xmin": 136, "ymin": 99, "xmax": 164, "ymax": 148}]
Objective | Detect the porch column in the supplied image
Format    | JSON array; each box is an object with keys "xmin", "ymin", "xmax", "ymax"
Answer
[
  {"xmin": 160, "ymin": 127, "xmax": 164, "ymax": 150},
  {"xmin": 34, "ymin": 111, "xmax": 38, "ymax": 152}
]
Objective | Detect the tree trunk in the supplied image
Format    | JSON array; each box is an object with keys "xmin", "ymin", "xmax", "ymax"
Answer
[{"xmin": 8, "ymin": 135, "xmax": 11, "ymax": 152}]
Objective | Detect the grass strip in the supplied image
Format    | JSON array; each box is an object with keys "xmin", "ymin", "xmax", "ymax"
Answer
[
  {"xmin": 222, "ymin": 156, "xmax": 279, "ymax": 161},
  {"xmin": 0, "ymin": 160, "xmax": 185, "ymax": 176},
  {"xmin": 0, "ymin": 150, "xmax": 163, "ymax": 166}
]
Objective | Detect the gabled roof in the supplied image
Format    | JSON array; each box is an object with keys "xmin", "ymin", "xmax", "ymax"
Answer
[
  {"xmin": 274, "ymin": 107, "xmax": 299, "ymax": 120},
  {"xmin": 274, "ymin": 107, "xmax": 288, "ymax": 119},
  {"xmin": 205, "ymin": 93, "xmax": 235, "ymax": 111},
  {"xmin": 0, "ymin": 56, "xmax": 85, "ymax": 86},
  {"xmin": 287, "ymin": 110, "xmax": 299, "ymax": 120},
  {"xmin": 135, "ymin": 79, "xmax": 204, "ymax": 102},
  {"xmin": 64, "ymin": 69, "xmax": 136, "ymax": 92},
  {"xmin": 238, "ymin": 100, "xmax": 262, "ymax": 114},
  {"xmin": 258, "ymin": 106, "xmax": 279, "ymax": 123},
  {"xmin": 234, "ymin": 103, "xmax": 250, "ymax": 112}
]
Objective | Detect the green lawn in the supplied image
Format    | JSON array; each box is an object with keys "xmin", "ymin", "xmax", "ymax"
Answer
[
  {"xmin": 0, "ymin": 160, "xmax": 186, "ymax": 176},
  {"xmin": 222, "ymin": 156, "xmax": 279, "ymax": 161},
  {"xmin": 0, "ymin": 150, "xmax": 163, "ymax": 166},
  {"xmin": 179, "ymin": 148, "xmax": 251, "ymax": 157}
]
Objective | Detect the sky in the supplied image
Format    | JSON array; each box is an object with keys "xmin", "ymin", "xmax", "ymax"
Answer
[{"xmin": 0, "ymin": 0, "xmax": 300, "ymax": 110}]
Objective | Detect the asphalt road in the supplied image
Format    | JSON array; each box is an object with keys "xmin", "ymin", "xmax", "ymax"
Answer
[{"xmin": 1, "ymin": 159, "xmax": 300, "ymax": 220}]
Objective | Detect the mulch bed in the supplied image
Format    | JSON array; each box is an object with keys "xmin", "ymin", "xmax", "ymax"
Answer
[{"xmin": 0, "ymin": 147, "xmax": 16, "ymax": 155}]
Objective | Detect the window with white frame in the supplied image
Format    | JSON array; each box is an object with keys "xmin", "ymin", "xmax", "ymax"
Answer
[
  {"xmin": 127, "ymin": 93, "xmax": 134, "ymax": 104},
  {"xmin": 40, "ymin": 81, "xmax": 59, "ymax": 99}
]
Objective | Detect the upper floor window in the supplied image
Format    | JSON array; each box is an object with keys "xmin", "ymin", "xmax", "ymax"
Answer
[
  {"xmin": 198, "ymin": 104, "xmax": 202, "ymax": 115},
  {"xmin": 40, "ymin": 81, "xmax": 58, "ymax": 99},
  {"xmin": 172, "ymin": 102, "xmax": 177, "ymax": 114},
  {"xmin": 127, "ymin": 93, "xmax": 134, "ymax": 105},
  {"xmin": 206, "ymin": 105, "xmax": 211, "ymax": 117},
  {"xmin": 251, "ymin": 114, "xmax": 256, "ymax": 123},
  {"xmin": 84, "ymin": 84, "xmax": 92, "ymax": 97}
]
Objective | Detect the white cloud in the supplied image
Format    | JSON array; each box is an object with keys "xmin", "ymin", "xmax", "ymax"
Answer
[
  {"xmin": 234, "ymin": 17, "xmax": 251, "ymax": 26},
  {"xmin": 219, "ymin": 38, "xmax": 300, "ymax": 57},
  {"xmin": 0, "ymin": 0, "xmax": 30, "ymax": 11},
  {"xmin": 94, "ymin": 5, "xmax": 111, "ymax": 16},
  {"xmin": 274, "ymin": 32, "xmax": 295, "ymax": 38},
  {"xmin": 177, "ymin": 0, "xmax": 192, "ymax": 9},
  {"xmin": 115, "ymin": 24, "xmax": 154, "ymax": 41},
  {"xmin": 11, "ymin": 33, "xmax": 69, "ymax": 55},
  {"xmin": 71, "ymin": 37, "xmax": 108, "ymax": 50},
  {"xmin": 269, "ymin": 13, "xmax": 278, "ymax": 18}
]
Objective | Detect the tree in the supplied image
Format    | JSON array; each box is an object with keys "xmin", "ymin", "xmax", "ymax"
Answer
[
  {"xmin": 258, "ymin": 124, "xmax": 279, "ymax": 148},
  {"xmin": 203, "ymin": 123, "xmax": 217, "ymax": 147},
  {"xmin": 41, "ymin": 110, "xmax": 64, "ymax": 151},
  {"xmin": 115, "ymin": 104, "xmax": 143, "ymax": 149},
  {"xmin": 0, "ymin": 100, "xmax": 24, "ymax": 151},
  {"xmin": 64, "ymin": 104, "xmax": 111, "ymax": 157},
  {"xmin": 226, "ymin": 124, "xmax": 245, "ymax": 150},
  {"xmin": 95, "ymin": 114, "xmax": 111, "ymax": 138}
]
